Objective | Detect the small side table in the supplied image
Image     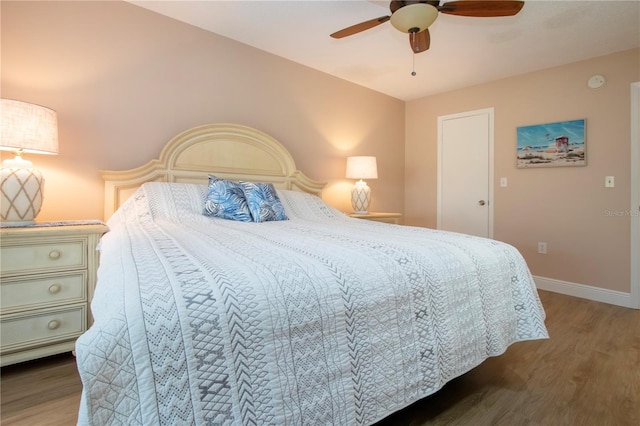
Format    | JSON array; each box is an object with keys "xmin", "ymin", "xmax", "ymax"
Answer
[
  {"xmin": 349, "ymin": 212, "xmax": 402, "ymax": 225},
  {"xmin": 0, "ymin": 221, "xmax": 108, "ymax": 366}
]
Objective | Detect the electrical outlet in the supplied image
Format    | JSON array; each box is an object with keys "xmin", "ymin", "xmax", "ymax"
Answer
[
  {"xmin": 537, "ymin": 242, "xmax": 547, "ymax": 254},
  {"xmin": 605, "ymin": 176, "xmax": 615, "ymax": 188}
]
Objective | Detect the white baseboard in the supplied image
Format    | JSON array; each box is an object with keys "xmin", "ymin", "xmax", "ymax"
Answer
[{"xmin": 533, "ymin": 275, "xmax": 633, "ymax": 308}]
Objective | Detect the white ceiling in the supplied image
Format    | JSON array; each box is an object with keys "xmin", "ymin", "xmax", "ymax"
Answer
[{"xmin": 129, "ymin": 0, "xmax": 640, "ymax": 101}]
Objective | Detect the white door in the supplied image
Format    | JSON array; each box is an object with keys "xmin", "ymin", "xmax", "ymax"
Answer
[{"xmin": 437, "ymin": 108, "xmax": 493, "ymax": 238}]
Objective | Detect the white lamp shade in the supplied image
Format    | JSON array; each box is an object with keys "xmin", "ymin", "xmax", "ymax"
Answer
[
  {"xmin": 1, "ymin": 99, "xmax": 58, "ymax": 155},
  {"xmin": 346, "ymin": 156, "xmax": 378, "ymax": 180},
  {"xmin": 1, "ymin": 99, "xmax": 58, "ymax": 226},
  {"xmin": 390, "ymin": 3, "xmax": 439, "ymax": 33}
]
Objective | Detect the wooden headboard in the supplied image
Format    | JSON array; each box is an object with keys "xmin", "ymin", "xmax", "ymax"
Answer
[{"xmin": 101, "ymin": 123, "xmax": 326, "ymax": 219}]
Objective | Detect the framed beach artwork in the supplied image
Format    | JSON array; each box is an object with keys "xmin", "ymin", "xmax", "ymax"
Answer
[{"xmin": 517, "ymin": 119, "xmax": 586, "ymax": 168}]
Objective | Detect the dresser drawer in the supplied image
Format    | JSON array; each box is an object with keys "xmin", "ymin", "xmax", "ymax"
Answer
[
  {"xmin": 1, "ymin": 272, "xmax": 86, "ymax": 313},
  {"xmin": 0, "ymin": 305, "xmax": 86, "ymax": 353},
  {"xmin": 0, "ymin": 239, "xmax": 86, "ymax": 276}
]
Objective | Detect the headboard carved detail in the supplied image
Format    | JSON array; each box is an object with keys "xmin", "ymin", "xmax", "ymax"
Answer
[{"xmin": 101, "ymin": 123, "xmax": 325, "ymax": 219}]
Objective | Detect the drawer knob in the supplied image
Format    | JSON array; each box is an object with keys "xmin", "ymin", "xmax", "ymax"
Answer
[
  {"xmin": 48, "ymin": 249, "xmax": 61, "ymax": 260},
  {"xmin": 47, "ymin": 319, "xmax": 61, "ymax": 330},
  {"xmin": 48, "ymin": 283, "xmax": 61, "ymax": 294}
]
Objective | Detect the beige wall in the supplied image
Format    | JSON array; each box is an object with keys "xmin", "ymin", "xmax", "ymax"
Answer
[
  {"xmin": 406, "ymin": 48, "xmax": 640, "ymax": 293},
  {"xmin": 1, "ymin": 0, "xmax": 405, "ymax": 220}
]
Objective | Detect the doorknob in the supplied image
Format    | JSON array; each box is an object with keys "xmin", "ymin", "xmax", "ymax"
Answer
[{"xmin": 478, "ymin": 200, "xmax": 486, "ymax": 206}]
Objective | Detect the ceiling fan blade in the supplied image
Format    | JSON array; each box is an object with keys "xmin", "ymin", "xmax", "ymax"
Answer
[
  {"xmin": 330, "ymin": 15, "xmax": 391, "ymax": 38},
  {"xmin": 410, "ymin": 29, "xmax": 430, "ymax": 53},
  {"xmin": 439, "ymin": 1, "xmax": 524, "ymax": 17},
  {"xmin": 389, "ymin": 1, "xmax": 404, "ymax": 14}
]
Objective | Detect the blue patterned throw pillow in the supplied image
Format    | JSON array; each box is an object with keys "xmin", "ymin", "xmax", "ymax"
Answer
[
  {"xmin": 203, "ymin": 176, "xmax": 252, "ymax": 222},
  {"xmin": 240, "ymin": 182, "xmax": 288, "ymax": 223}
]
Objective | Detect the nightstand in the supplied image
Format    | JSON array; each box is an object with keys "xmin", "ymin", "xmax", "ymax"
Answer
[
  {"xmin": 349, "ymin": 212, "xmax": 402, "ymax": 224},
  {"xmin": 0, "ymin": 222, "xmax": 108, "ymax": 366}
]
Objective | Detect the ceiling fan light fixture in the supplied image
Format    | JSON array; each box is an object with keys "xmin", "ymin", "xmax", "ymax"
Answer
[{"xmin": 390, "ymin": 3, "xmax": 439, "ymax": 33}]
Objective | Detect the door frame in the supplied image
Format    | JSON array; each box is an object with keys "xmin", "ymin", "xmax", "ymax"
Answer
[
  {"xmin": 631, "ymin": 82, "xmax": 639, "ymax": 309},
  {"xmin": 437, "ymin": 107, "xmax": 495, "ymax": 238}
]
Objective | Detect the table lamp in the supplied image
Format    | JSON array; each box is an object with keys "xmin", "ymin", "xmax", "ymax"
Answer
[
  {"xmin": 346, "ymin": 156, "xmax": 378, "ymax": 214},
  {"xmin": 1, "ymin": 99, "xmax": 59, "ymax": 226}
]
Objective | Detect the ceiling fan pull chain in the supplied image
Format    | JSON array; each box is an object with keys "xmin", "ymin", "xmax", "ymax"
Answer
[
  {"xmin": 409, "ymin": 31, "xmax": 416, "ymax": 76},
  {"xmin": 411, "ymin": 51, "xmax": 416, "ymax": 76}
]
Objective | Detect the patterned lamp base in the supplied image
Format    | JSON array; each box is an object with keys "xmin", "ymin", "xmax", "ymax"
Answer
[
  {"xmin": 351, "ymin": 180, "xmax": 371, "ymax": 214},
  {"xmin": 1, "ymin": 167, "xmax": 44, "ymax": 226}
]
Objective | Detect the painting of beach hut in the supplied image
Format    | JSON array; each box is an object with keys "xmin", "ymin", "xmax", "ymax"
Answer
[{"xmin": 517, "ymin": 119, "xmax": 586, "ymax": 168}]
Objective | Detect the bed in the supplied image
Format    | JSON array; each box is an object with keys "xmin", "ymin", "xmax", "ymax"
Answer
[{"xmin": 75, "ymin": 123, "xmax": 548, "ymax": 425}]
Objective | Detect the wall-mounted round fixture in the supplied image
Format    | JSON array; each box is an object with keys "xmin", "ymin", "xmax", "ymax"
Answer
[{"xmin": 587, "ymin": 74, "xmax": 606, "ymax": 89}]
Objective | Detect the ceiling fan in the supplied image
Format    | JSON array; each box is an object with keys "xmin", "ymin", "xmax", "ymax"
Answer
[{"xmin": 330, "ymin": 1, "xmax": 525, "ymax": 54}]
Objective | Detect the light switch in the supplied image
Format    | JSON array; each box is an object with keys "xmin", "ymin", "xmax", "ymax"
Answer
[
  {"xmin": 500, "ymin": 177, "xmax": 507, "ymax": 188},
  {"xmin": 605, "ymin": 176, "xmax": 615, "ymax": 188}
]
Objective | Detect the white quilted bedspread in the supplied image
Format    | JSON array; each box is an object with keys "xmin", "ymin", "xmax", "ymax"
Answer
[{"xmin": 76, "ymin": 182, "xmax": 548, "ymax": 426}]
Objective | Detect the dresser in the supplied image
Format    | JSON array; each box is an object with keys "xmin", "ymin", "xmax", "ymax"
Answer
[
  {"xmin": 0, "ymin": 223, "xmax": 107, "ymax": 366},
  {"xmin": 349, "ymin": 212, "xmax": 402, "ymax": 224}
]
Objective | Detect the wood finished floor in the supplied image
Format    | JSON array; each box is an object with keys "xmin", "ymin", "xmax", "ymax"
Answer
[{"xmin": 1, "ymin": 290, "xmax": 638, "ymax": 425}]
